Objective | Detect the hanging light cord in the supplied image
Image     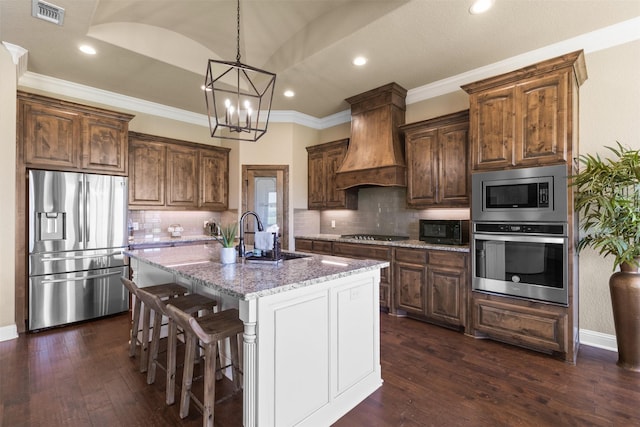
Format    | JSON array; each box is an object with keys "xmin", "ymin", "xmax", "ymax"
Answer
[{"xmin": 236, "ymin": 0, "xmax": 241, "ymax": 62}]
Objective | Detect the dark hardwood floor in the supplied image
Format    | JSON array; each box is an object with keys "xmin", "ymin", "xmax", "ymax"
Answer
[{"xmin": 1, "ymin": 312, "xmax": 639, "ymax": 426}]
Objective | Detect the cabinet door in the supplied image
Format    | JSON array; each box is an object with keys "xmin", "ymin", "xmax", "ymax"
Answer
[
  {"xmin": 22, "ymin": 102, "xmax": 80, "ymax": 169},
  {"xmin": 307, "ymin": 150, "xmax": 326, "ymax": 209},
  {"xmin": 427, "ymin": 251, "xmax": 468, "ymax": 327},
  {"xmin": 470, "ymin": 86, "xmax": 514, "ymax": 170},
  {"xmin": 199, "ymin": 148, "xmax": 228, "ymax": 210},
  {"xmin": 438, "ymin": 122, "xmax": 470, "ymax": 206},
  {"xmin": 166, "ymin": 146, "xmax": 198, "ymax": 207},
  {"xmin": 129, "ymin": 140, "xmax": 166, "ymax": 207},
  {"xmin": 395, "ymin": 262, "xmax": 426, "ymax": 315},
  {"xmin": 325, "ymin": 145, "xmax": 348, "ymax": 208},
  {"xmin": 514, "ymin": 72, "xmax": 568, "ymax": 166},
  {"xmin": 427, "ymin": 265, "xmax": 466, "ymax": 326},
  {"xmin": 81, "ymin": 116, "xmax": 128, "ymax": 174},
  {"xmin": 405, "ymin": 129, "xmax": 438, "ymax": 207}
]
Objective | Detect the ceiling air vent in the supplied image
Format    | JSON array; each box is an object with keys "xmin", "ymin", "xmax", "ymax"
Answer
[{"xmin": 32, "ymin": 0, "xmax": 65, "ymax": 26}]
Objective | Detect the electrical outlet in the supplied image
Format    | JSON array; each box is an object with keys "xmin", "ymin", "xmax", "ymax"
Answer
[
  {"xmin": 204, "ymin": 220, "xmax": 209, "ymax": 228},
  {"xmin": 331, "ymin": 220, "xmax": 336, "ymax": 228},
  {"xmin": 132, "ymin": 222, "xmax": 139, "ymax": 231}
]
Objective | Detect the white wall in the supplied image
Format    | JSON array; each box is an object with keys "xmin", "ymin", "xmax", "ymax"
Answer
[
  {"xmin": 0, "ymin": 45, "xmax": 17, "ymax": 340},
  {"xmin": 578, "ymin": 40, "xmax": 640, "ymax": 335}
]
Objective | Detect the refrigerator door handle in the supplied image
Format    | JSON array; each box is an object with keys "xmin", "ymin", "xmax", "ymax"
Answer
[
  {"xmin": 78, "ymin": 181, "xmax": 84, "ymax": 242},
  {"xmin": 40, "ymin": 251, "xmax": 124, "ymax": 262},
  {"xmin": 40, "ymin": 270, "xmax": 124, "ymax": 285},
  {"xmin": 86, "ymin": 185, "xmax": 91, "ymax": 243}
]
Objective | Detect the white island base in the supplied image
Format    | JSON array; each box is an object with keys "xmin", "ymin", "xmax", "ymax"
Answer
[
  {"xmin": 241, "ymin": 270, "xmax": 382, "ymax": 426},
  {"xmin": 128, "ymin": 249, "xmax": 383, "ymax": 426}
]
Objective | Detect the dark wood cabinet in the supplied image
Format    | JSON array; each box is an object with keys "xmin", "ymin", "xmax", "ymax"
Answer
[
  {"xmin": 463, "ymin": 51, "xmax": 585, "ymax": 363},
  {"xmin": 427, "ymin": 250, "xmax": 467, "ymax": 328},
  {"xmin": 306, "ymin": 139, "xmax": 357, "ymax": 210},
  {"xmin": 199, "ymin": 148, "xmax": 228, "ymax": 210},
  {"xmin": 128, "ymin": 132, "xmax": 229, "ymax": 210},
  {"xmin": 167, "ymin": 145, "xmax": 198, "ymax": 207},
  {"xmin": 394, "ymin": 248, "xmax": 428, "ymax": 315},
  {"xmin": 18, "ymin": 92, "xmax": 132, "ymax": 175},
  {"xmin": 401, "ymin": 110, "xmax": 470, "ymax": 207},
  {"xmin": 295, "ymin": 239, "xmax": 392, "ymax": 309},
  {"xmin": 394, "ymin": 247, "xmax": 468, "ymax": 329},
  {"xmin": 128, "ymin": 138, "xmax": 166, "ymax": 206},
  {"xmin": 471, "ymin": 293, "xmax": 568, "ymax": 354},
  {"xmin": 295, "ymin": 237, "xmax": 469, "ymax": 323},
  {"xmin": 462, "ymin": 50, "xmax": 586, "ymax": 171}
]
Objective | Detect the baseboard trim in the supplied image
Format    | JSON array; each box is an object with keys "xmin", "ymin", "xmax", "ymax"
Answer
[
  {"xmin": 0, "ymin": 324, "xmax": 18, "ymax": 342},
  {"xmin": 580, "ymin": 328, "xmax": 617, "ymax": 353}
]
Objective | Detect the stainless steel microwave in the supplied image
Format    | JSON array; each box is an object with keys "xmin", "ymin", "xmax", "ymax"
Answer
[
  {"xmin": 471, "ymin": 164, "xmax": 568, "ymax": 223},
  {"xmin": 419, "ymin": 220, "xmax": 469, "ymax": 245}
]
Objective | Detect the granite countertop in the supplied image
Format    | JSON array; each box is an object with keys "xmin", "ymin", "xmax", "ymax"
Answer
[
  {"xmin": 128, "ymin": 234, "xmax": 219, "ymax": 249},
  {"xmin": 295, "ymin": 234, "xmax": 470, "ymax": 253},
  {"xmin": 125, "ymin": 244, "xmax": 389, "ymax": 301}
]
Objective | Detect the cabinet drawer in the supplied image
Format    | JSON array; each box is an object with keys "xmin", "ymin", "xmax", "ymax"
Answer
[
  {"xmin": 312, "ymin": 240, "xmax": 333, "ymax": 255},
  {"xmin": 473, "ymin": 298, "xmax": 566, "ymax": 352},
  {"xmin": 395, "ymin": 248, "xmax": 427, "ymax": 265},
  {"xmin": 428, "ymin": 250, "xmax": 467, "ymax": 268},
  {"xmin": 333, "ymin": 242, "xmax": 391, "ymax": 260},
  {"xmin": 295, "ymin": 239, "xmax": 313, "ymax": 252}
]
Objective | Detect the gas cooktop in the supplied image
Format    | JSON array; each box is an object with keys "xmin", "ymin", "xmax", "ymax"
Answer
[{"xmin": 340, "ymin": 234, "xmax": 410, "ymax": 242}]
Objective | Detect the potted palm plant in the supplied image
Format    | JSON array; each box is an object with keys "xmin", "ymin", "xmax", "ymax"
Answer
[
  {"xmin": 572, "ymin": 142, "xmax": 640, "ymax": 372},
  {"xmin": 216, "ymin": 222, "xmax": 238, "ymax": 264}
]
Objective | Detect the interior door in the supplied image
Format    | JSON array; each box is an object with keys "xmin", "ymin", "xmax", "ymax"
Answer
[{"xmin": 242, "ymin": 165, "xmax": 289, "ymax": 250}]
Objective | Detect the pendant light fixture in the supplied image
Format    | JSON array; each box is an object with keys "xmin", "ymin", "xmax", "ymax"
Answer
[{"xmin": 204, "ymin": 0, "xmax": 276, "ymax": 141}]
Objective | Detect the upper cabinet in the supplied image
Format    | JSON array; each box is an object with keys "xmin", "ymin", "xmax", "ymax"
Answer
[
  {"xmin": 306, "ymin": 139, "xmax": 357, "ymax": 210},
  {"xmin": 128, "ymin": 132, "xmax": 230, "ymax": 211},
  {"xmin": 400, "ymin": 110, "xmax": 470, "ymax": 208},
  {"xmin": 18, "ymin": 92, "xmax": 133, "ymax": 175},
  {"xmin": 462, "ymin": 50, "xmax": 587, "ymax": 171}
]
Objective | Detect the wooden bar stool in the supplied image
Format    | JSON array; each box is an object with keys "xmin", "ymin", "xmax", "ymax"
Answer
[
  {"xmin": 165, "ymin": 304, "xmax": 244, "ymax": 427},
  {"xmin": 120, "ymin": 277, "xmax": 188, "ymax": 372},
  {"xmin": 135, "ymin": 287, "xmax": 217, "ymax": 404}
]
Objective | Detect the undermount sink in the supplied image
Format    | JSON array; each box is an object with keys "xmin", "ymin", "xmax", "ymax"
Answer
[
  {"xmin": 280, "ymin": 252, "xmax": 311, "ymax": 261},
  {"xmin": 244, "ymin": 251, "xmax": 311, "ymax": 264}
]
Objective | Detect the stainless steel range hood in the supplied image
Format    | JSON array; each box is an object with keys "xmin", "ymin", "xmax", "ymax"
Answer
[{"xmin": 335, "ymin": 83, "xmax": 407, "ymax": 190}]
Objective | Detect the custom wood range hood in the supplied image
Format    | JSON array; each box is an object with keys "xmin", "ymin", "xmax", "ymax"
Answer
[{"xmin": 335, "ymin": 83, "xmax": 408, "ymax": 190}]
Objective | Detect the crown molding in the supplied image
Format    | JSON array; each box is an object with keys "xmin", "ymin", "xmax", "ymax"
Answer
[
  {"xmin": 407, "ymin": 16, "xmax": 640, "ymax": 105},
  {"xmin": 17, "ymin": 17, "xmax": 640, "ymax": 130}
]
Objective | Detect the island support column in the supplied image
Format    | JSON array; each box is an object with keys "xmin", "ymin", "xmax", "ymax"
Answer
[{"xmin": 239, "ymin": 298, "xmax": 258, "ymax": 427}]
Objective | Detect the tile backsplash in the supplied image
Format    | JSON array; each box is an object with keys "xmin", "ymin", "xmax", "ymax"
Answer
[
  {"xmin": 128, "ymin": 210, "xmax": 223, "ymax": 239},
  {"xmin": 307, "ymin": 187, "xmax": 469, "ymax": 239}
]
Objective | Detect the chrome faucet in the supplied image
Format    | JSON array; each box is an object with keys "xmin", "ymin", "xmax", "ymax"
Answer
[{"xmin": 238, "ymin": 211, "xmax": 264, "ymax": 257}]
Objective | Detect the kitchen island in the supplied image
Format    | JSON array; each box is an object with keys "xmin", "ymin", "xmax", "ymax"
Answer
[{"xmin": 125, "ymin": 244, "xmax": 388, "ymax": 427}]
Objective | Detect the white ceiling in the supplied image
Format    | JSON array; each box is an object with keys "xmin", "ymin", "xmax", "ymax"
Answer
[{"xmin": 1, "ymin": 0, "xmax": 640, "ymax": 121}]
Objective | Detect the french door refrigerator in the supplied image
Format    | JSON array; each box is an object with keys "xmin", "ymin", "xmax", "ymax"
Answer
[{"xmin": 28, "ymin": 170, "xmax": 129, "ymax": 331}]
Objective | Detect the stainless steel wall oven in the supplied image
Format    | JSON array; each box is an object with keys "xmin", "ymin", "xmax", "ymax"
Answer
[
  {"xmin": 472, "ymin": 222, "xmax": 568, "ymax": 305},
  {"xmin": 471, "ymin": 165, "xmax": 570, "ymax": 305}
]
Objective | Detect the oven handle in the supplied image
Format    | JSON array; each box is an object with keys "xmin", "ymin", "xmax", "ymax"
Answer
[{"xmin": 473, "ymin": 233, "xmax": 566, "ymax": 245}]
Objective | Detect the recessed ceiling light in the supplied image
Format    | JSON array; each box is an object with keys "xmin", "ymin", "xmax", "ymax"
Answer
[
  {"xmin": 352, "ymin": 56, "xmax": 367, "ymax": 66},
  {"xmin": 284, "ymin": 90, "xmax": 295, "ymax": 97},
  {"xmin": 469, "ymin": 0, "xmax": 494, "ymax": 15},
  {"xmin": 201, "ymin": 85, "xmax": 212, "ymax": 92},
  {"xmin": 79, "ymin": 44, "xmax": 96, "ymax": 55}
]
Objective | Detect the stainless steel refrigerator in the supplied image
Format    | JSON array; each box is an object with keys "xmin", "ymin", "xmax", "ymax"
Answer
[{"xmin": 28, "ymin": 170, "xmax": 129, "ymax": 331}]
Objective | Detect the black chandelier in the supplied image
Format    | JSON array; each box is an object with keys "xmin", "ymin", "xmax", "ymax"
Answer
[{"xmin": 204, "ymin": 0, "xmax": 276, "ymax": 142}]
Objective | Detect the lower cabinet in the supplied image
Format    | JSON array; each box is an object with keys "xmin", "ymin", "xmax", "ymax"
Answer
[
  {"xmin": 295, "ymin": 239, "xmax": 392, "ymax": 310},
  {"xmin": 471, "ymin": 292, "xmax": 568, "ymax": 355},
  {"xmin": 333, "ymin": 242, "xmax": 392, "ymax": 311},
  {"xmin": 395, "ymin": 248, "xmax": 468, "ymax": 329},
  {"xmin": 294, "ymin": 238, "xmax": 469, "ymax": 326}
]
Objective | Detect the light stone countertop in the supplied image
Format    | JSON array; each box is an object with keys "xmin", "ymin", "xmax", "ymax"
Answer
[
  {"xmin": 295, "ymin": 234, "xmax": 470, "ymax": 253},
  {"xmin": 125, "ymin": 244, "xmax": 389, "ymax": 301}
]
